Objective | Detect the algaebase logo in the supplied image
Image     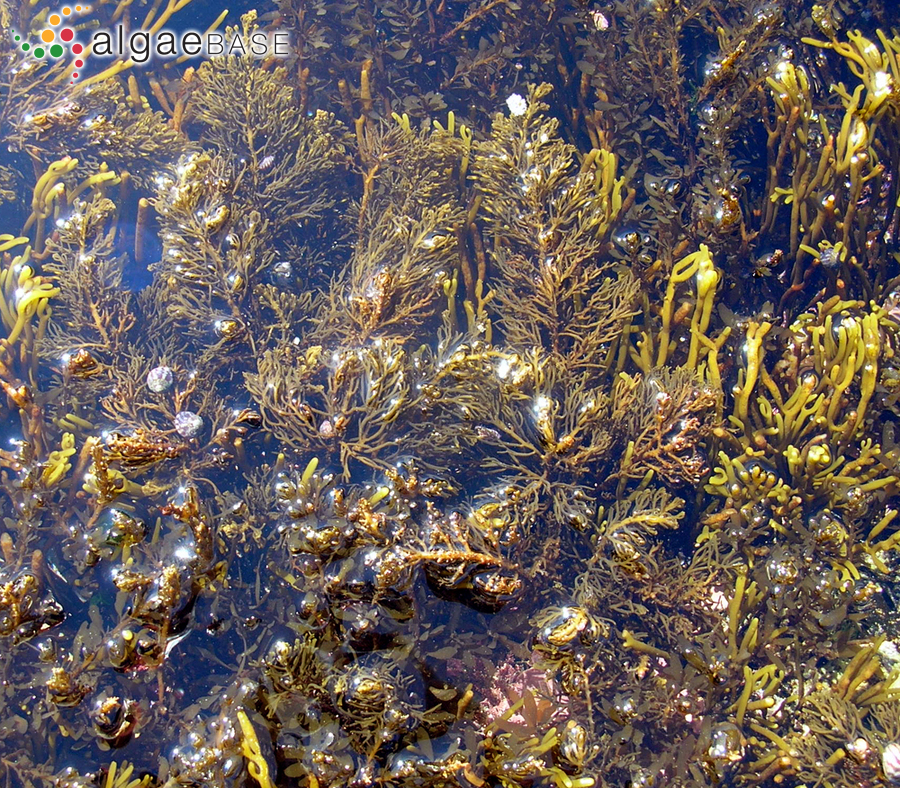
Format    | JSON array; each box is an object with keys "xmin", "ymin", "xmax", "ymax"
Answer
[
  {"xmin": 13, "ymin": 5, "xmax": 88, "ymax": 83},
  {"xmin": 12, "ymin": 8, "xmax": 289, "ymax": 83}
]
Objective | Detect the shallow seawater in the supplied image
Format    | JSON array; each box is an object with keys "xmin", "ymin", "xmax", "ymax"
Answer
[{"xmin": 1, "ymin": 0, "xmax": 900, "ymax": 786}]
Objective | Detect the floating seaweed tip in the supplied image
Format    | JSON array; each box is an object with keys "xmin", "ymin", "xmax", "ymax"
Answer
[{"xmin": 100, "ymin": 760, "xmax": 152, "ymax": 788}]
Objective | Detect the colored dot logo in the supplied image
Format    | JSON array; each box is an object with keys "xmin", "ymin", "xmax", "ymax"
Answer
[{"xmin": 13, "ymin": 5, "xmax": 90, "ymax": 82}]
